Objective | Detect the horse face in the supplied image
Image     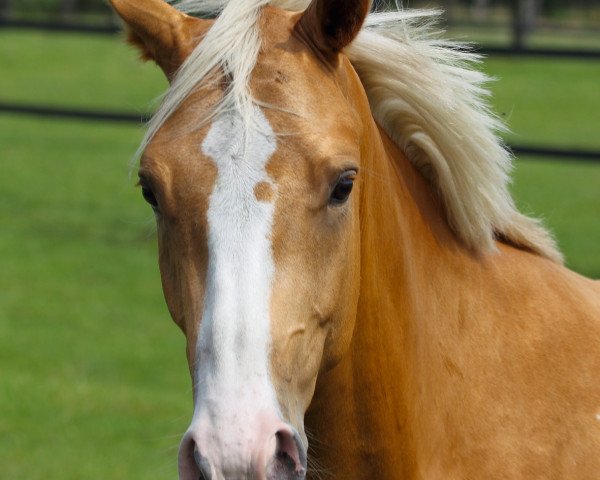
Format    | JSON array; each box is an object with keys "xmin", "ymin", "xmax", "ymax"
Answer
[{"xmin": 112, "ymin": 0, "xmax": 369, "ymax": 478}]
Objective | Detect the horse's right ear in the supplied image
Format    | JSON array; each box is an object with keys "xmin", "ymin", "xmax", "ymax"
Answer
[{"xmin": 110, "ymin": 0, "xmax": 207, "ymax": 79}]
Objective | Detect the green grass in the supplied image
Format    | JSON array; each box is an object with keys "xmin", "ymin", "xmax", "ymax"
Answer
[
  {"xmin": 482, "ymin": 58, "xmax": 600, "ymax": 277},
  {"xmin": 511, "ymin": 158, "xmax": 600, "ymax": 278},
  {"xmin": 0, "ymin": 30, "xmax": 599, "ymax": 479},
  {"xmin": 0, "ymin": 30, "xmax": 166, "ymax": 110},
  {"xmin": 0, "ymin": 116, "xmax": 190, "ymax": 479},
  {"xmin": 484, "ymin": 58, "xmax": 600, "ymax": 150}
]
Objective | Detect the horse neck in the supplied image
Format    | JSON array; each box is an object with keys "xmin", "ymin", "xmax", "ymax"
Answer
[{"xmin": 306, "ymin": 120, "xmax": 471, "ymax": 477}]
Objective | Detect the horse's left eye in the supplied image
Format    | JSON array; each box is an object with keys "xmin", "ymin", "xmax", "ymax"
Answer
[
  {"xmin": 329, "ymin": 171, "xmax": 356, "ymax": 205},
  {"xmin": 141, "ymin": 186, "xmax": 159, "ymax": 212}
]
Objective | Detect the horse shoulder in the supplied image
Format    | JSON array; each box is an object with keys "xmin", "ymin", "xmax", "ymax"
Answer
[{"xmin": 435, "ymin": 245, "xmax": 600, "ymax": 479}]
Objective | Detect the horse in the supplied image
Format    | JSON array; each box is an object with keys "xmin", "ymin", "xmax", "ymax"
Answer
[{"xmin": 110, "ymin": 0, "xmax": 600, "ymax": 478}]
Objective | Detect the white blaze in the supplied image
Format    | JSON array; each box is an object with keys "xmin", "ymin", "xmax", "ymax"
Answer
[{"xmin": 192, "ymin": 107, "xmax": 279, "ymax": 463}]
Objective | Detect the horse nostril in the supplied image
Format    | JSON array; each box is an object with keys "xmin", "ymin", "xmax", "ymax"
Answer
[
  {"xmin": 267, "ymin": 428, "xmax": 307, "ymax": 479},
  {"xmin": 193, "ymin": 446, "xmax": 212, "ymax": 480},
  {"xmin": 178, "ymin": 433, "xmax": 212, "ymax": 480}
]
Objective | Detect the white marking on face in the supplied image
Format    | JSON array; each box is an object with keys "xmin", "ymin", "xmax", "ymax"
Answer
[
  {"xmin": 191, "ymin": 107, "xmax": 279, "ymax": 467},
  {"xmin": 596, "ymin": 413, "xmax": 600, "ymax": 422}
]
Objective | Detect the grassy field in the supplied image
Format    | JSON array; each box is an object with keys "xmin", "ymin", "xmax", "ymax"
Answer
[
  {"xmin": 0, "ymin": 116, "xmax": 190, "ymax": 479},
  {"xmin": 1, "ymin": 29, "xmax": 599, "ymax": 480},
  {"xmin": 485, "ymin": 58, "xmax": 600, "ymax": 150}
]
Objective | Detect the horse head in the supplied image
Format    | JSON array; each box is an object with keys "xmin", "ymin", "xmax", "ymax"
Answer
[{"xmin": 111, "ymin": 0, "xmax": 371, "ymax": 478}]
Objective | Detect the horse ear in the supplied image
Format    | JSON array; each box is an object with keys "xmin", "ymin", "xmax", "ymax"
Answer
[
  {"xmin": 295, "ymin": 0, "xmax": 370, "ymax": 59},
  {"xmin": 110, "ymin": 0, "xmax": 207, "ymax": 78}
]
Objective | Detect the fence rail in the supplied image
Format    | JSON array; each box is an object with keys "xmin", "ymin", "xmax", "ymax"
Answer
[
  {"xmin": 2, "ymin": 101, "xmax": 599, "ymax": 162},
  {"xmin": 0, "ymin": 18, "xmax": 118, "ymax": 34},
  {"xmin": 0, "ymin": 102, "xmax": 148, "ymax": 123},
  {"xmin": 477, "ymin": 46, "xmax": 600, "ymax": 60},
  {"xmin": 2, "ymin": 18, "xmax": 600, "ymax": 59}
]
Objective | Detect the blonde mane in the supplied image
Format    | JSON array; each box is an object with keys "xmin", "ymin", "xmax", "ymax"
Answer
[{"xmin": 144, "ymin": 0, "xmax": 562, "ymax": 262}]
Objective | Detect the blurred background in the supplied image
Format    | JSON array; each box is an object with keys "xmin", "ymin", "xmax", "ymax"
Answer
[{"xmin": 1, "ymin": 1, "xmax": 598, "ymax": 479}]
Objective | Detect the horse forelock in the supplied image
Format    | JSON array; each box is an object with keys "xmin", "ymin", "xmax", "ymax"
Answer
[{"xmin": 141, "ymin": 0, "xmax": 561, "ymax": 263}]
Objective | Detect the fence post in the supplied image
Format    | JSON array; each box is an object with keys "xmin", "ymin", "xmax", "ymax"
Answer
[
  {"xmin": 60, "ymin": 0, "xmax": 77, "ymax": 22},
  {"xmin": 445, "ymin": 0, "xmax": 458, "ymax": 27},
  {"xmin": 473, "ymin": 0, "xmax": 491, "ymax": 21},
  {"xmin": 511, "ymin": 0, "xmax": 541, "ymax": 50},
  {"xmin": 0, "ymin": 0, "xmax": 12, "ymax": 20}
]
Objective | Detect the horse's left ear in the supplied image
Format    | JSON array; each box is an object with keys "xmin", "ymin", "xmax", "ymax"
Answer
[
  {"xmin": 295, "ymin": 0, "xmax": 370, "ymax": 59},
  {"xmin": 110, "ymin": 0, "xmax": 207, "ymax": 79}
]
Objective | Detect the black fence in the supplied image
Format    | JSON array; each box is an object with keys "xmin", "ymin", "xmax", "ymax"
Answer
[
  {"xmin": 2, "ymin": 17, "xmax": 600, "ymax": 59},
  {"xmin": 1, "ymin": 17, "xmax": 599, "ymax": 162},
  {"xmin": 0, "ymin": 17, "xmax": 118, "ymax": 33}
]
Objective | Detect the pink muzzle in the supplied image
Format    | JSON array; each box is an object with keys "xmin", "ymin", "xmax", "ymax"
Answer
[{"xmin": 178, "ymin": 410, "xmax": 307, "ymax": 480}]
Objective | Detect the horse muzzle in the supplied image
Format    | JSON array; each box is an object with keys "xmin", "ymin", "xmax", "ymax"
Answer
[{"xmin": 178, "ymin": 411, "xmax": 307, "ymax": 480}]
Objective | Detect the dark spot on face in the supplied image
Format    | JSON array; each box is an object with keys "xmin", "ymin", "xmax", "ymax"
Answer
[{"xmin": 254, "ymin": 181, "xmax": 274, "ymax": 202}]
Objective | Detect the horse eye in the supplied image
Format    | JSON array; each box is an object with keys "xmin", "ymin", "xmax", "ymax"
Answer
[
  {"xmin": 141, "ymin": 186, "xmax": 159, "ymax": 211},
  {"xmin": 329, "ymin": 171, "xmax": 356, "ymax": 205}
]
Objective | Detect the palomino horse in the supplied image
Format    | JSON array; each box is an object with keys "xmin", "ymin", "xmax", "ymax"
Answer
[{"xmin": 110, "ymin": 0, "xmax": 600, "ymax": 478}]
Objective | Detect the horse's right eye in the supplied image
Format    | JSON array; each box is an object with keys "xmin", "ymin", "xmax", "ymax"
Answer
[
  {"xmin": 329, "ymin": 170, "xmax": 357, "ymax": 205},
  {"xmin": 141, "ymin": 186, "xmax": 159, "ymax": 212}
]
